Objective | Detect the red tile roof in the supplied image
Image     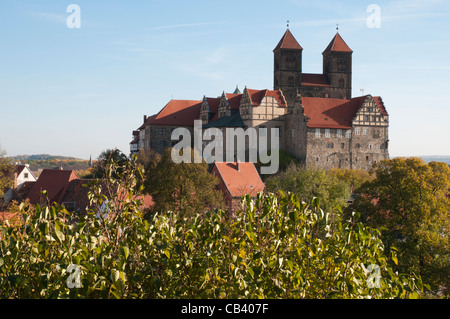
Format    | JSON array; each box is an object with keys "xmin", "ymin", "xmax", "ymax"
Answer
[
  {"xmin": 213, "ymin": 162, "xmax": 265, "ymax": 197},
  {"xmin": 323, "ymin": 32, "xmax": 353, "ymax": 54},
  {"xmin": 302, "ymin": 73, "xmax": 330, "ymax": 87},
  {"xmin": 146, "ymin": 100, "xmax": 202, "ymax": 127},
  {"xmin": 16, "ymin": 165, "xmax": 26, "ymax": 176},
  {"xmin": 274, "ymin": 29, "xmax": 303, "ymax": 51},
  {"xmin": 27, "ymin": 169, "xmax": 80, "ymax": 205},
  {"xmin": 247, "ymin": 89, "xmax": 286, "ymax": 107},
  {"xmin": 373, "ymin": 96, "xmax": 388, "ymax": 115},
  {"xmin": 0, "ymin": 212, "xmax": 18, "ymax": 222},
  {"xmin": 206, "ymin": 97, "xmax": 221, "ymax": 113},
  {"xmin": 302, "ymin": 95, "xmax": 386, "ymax": 129},
  {"xmin": 139, "ymin": 115, "xmax": 156, "ymax": 130},
  {"xmin": 225, "ymin": 93, "xmax": 242, "ymax": 110}
]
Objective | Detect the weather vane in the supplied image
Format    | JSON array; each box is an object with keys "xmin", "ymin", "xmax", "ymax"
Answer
[
  {"xmin": 336, "ymin": 24, "xmax": 339, "ymax": 31},
  {"xmin": 287, "ymin": 20, "xmax": 290, "ymax": 28}
]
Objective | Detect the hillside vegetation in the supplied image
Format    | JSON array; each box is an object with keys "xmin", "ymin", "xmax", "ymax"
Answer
[{"xmin": 8, "ymin": 154, "xmax": 90, "ymax": 173}]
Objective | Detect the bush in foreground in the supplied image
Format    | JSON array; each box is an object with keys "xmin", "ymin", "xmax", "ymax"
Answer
[{"xmin": 0, "ymin": 162, "xmax": 425, "ymax": 299}]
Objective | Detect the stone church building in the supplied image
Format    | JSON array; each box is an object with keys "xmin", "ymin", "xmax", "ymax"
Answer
[{"xmin": 131, "ymin": 28, "xmax": 389, "ymax": 172}]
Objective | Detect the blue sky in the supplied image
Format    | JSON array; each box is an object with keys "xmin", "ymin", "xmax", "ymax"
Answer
[{"xmin": 0, "ymin": 0, "xmax": 449, "ymax": 160}]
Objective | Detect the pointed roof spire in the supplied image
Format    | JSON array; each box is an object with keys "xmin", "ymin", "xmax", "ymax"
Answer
[
  {"xmin": 323, "ymin": 32, "xmax": 353, "ymax": 54},
  {"xmin": 274, "ymin": 28, "xmax": 303, "ymax": 51},
  {"xmin": 233, "ymin": 85, "xmax": 241, "ymax": 94}
]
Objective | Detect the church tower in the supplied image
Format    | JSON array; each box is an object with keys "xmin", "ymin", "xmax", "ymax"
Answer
[
  {"xmin": 322, "ymin": 31, "xmax": 353, "ymax": 99},
  {"xmin": 273, "ymin": 28, "xmax": 303, "ymax": 105}
]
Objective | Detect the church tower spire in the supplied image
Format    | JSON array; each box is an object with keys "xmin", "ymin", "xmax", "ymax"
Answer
[
  {"xmin": 273, "ymin": 28, "xmax": 303, "ymax": 105},
  {"xmin": 322, "ymin": 31, "xmax": 353, "ymax": 99}
]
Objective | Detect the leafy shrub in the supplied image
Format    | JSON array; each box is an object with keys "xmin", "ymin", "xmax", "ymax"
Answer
[{"xmin": 0, "ymin": 162, "xmax": 425, "ymax": 299}]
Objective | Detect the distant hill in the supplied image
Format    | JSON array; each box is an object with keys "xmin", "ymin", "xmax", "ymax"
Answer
[
  {"xmin": 418, "ymin": 156, "xmax": 450, "ymax": 165},
  {"xmin": 11, "ymin": 154, "xmax": 83, "ymax": 161},
  {"xmin": 393, "ymin": 155, "xmax": 450, "ymax": 165},
  {"xmin": 8, "ymin": 154, "xmax": 91, "ymax": 173}
]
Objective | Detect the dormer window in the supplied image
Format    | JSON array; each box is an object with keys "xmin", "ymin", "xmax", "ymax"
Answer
[{"xmin": 315, "ymin": 128, "xmax": 321, "ymax": 138}]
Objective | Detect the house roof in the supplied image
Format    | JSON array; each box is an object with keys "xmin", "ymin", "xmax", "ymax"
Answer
[
  {"xmin": 246, "ymin": 89, "xmax": 286, "ymax": 107},
  {"xmin": 0, "ymin": 212, "xmax": 22, "ymax": 226},
  {"xmin": 274, "ymin": 29, "xmax": 303, "ymax": 51},
  {"xmin": 16, "ymin": 165, "xmax": 26, "ymax": 176},
  {"xmin": 146, "ymin": 100, "xmax": 202, "ymax": 127},
  {"xmin": 225, "ymin": 93, "xmax": 243, "ymax": 110},
  {"xmin": 206, "ymin": 97, "xmax": 221, "ymax": 114},
  {"xmin": 59, "ymin": 179, "xmax": 93, "ymax": 212},
  {"xmin": 323, "ymin": 32, "xmax": 353, "ymax": 54},
  {"xmin": 27, "ymin": 169, "xmax": 80, "ymax": 205},
  {"xmin": 302, "ymin": 73, "xmax": 330, "ymax": 87},
  {"xmin": 213, "ymin": 162, "xmax": 265, "ymax": 197},
  {"xmin": 301, "ymin": 95, "xmax": 386, "ymax": 129},
  {"xmin": 0, "ymin": 212, "xmax": 18, "ymax": 222},
  {"xmin": 205, "ymin": 88, "xmax": 286, "ymax": 122},
  {"xmin": 203, "ymin": 110, "xmax": 245, "ymax": 128}
]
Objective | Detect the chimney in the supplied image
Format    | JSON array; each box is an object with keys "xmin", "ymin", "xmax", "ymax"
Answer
[
  {"xmin": 236, "ymin": 161, "xmax": 240, "ymax": 172},
  {"xmin": 13, "ymin": 172, "xmax": 18, "ymax": 189},
  {"xmin": 144, "ymin": 115, "xmax": 147, "ymax": 123}
]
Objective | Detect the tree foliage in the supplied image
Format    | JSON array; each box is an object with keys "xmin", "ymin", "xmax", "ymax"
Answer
[
  {"xmin": 265, "ymin": 164, "xmax": 352, "ymax": 213},
  {"xmin": 0, "ymin": 148, "xmax": 14, "ymax": 199},
  {"xmin": 0, "ymin": 160, "xmax": 425, "ymax": 299},
  {"xmin": 350, "ymin": 157, "xmax": 450, "ymax": 296},
  {"xmin": 144, "ymin": 148, "xmax": 225, "ymax": 217},
  {"xmin": 328, "ymin": 168, "xmax": 374, "ymax": 191},
  {"xmin": 88, "ymin": 148, "xmax": 129, "ymax": 179}
]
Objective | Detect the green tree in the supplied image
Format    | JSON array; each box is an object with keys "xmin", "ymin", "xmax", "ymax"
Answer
[
  {"xmin": 0, "ymin": 148, "xmax": 14, "ymax": 200},
  {"xmin": 265, "ymin": 164, "xmax": 351, "ymax": 213},
  {"xmin": 88, "ymin": 148, "xmax": 129, "ymax": 179},
  {"xmin": 328, "ymin": 168, "xmax": 374, "ymax": 191},
  {"xmin": 349, "ymin": 157, "xmax": 450, "ymax": 296},
  {"xmin": 0, "ymin": 160, "xmax": 426, "ymax": 298},
  {"xmin": 144, "ymin": 148, "xmax": 224, "ymax": 217}
]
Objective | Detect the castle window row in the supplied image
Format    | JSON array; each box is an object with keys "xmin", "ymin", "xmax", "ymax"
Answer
[
  {"xmin": 325, "ymin": 142, "xmax": 386, "ymax": 150},
  {"xmin": 315, "ymin": 128, "xmax": 351, "ymax": 138}
]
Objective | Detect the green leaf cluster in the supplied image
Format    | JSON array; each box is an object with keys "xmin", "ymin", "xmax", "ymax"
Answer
[
  {"xmin": 350, "ymin": 157, "xmax": 450, "ymax": 296},
  {"xmin": 0, "ymin": 160, "xmax": 425, "ymax": 299}
]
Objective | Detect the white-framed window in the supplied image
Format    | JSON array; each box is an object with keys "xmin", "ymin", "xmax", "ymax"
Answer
[
  {"xmin": 363, "ymin": 128, "xmax": 368, "ymax": 135},
  {"xmin": 325, "ymin": 129, "xmax": 330, "ymax": 138},
  {"xmin": 369, "ymin": 144, "xmax": 373, "ymax": 150},
  {"xmin": 315, "ymin": 128, "xmax": 321, "ymax": 138},
  {"xmin": 376, "ymin": 145, "xmax": 380, "ymax": 150},
  {"xmin": 337, "ymin": 129, "xmax": 342, "ymax": 138},
  {"xmin": 346, "ymin": 130, "xmax": 351, "ymax": 138},
  {"xmin": 355, "ymin": 127, "xmax": 360, "ymax": 135}
]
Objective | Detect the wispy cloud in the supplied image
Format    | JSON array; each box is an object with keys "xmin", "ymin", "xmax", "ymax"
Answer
[{"xmin": 31, "ymin": 11, "xmax": 95, "ymax": 27}]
